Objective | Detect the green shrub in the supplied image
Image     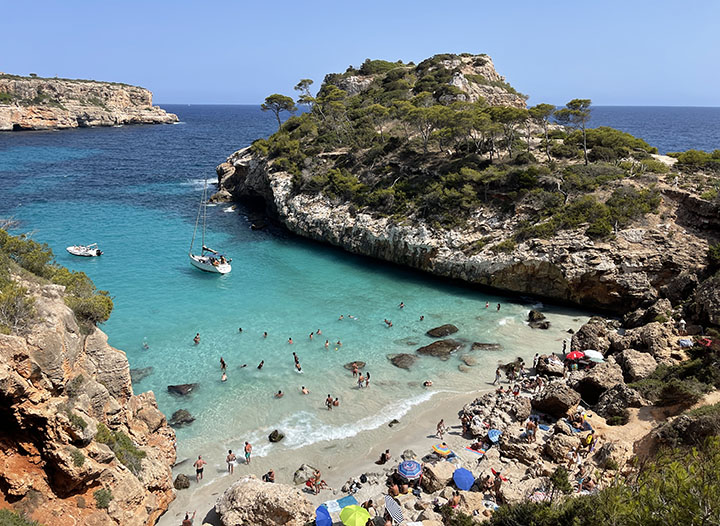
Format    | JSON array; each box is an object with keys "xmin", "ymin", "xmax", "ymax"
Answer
[
  {"xmin": 0, "ymin": 510, "xmax": 43, "ymax": 526},
  {"xmin": 65, "ymin": 374, "xmax": 85, "ymax": 398},
  {"xmin": 69, "ymin": 413, "xmax": 87, "ymax": 431},
  {"xmin": 439, "ymin": 504, "xmax": 474, "ymax": 526},
  {"xmin": 95, "ymin": 423, "xmax": 146, "ymax": 475},
  {"xmin": 550, "ymin": 466, "xmax": 573, "ymax": 496},
  {"xmin": 0, "ymin": 281, "xmax": 36, "ymax": 334},
  {"xmin": 607, "ymin": 411, "xmax": 629, "ymax": 426},
  {"xmin": 491, "ymin": 239, "xmax": 517, "ymax": 254},
  {"xmin": 70, "ymin": 448, "xmax": 85, "ymax": 467},
  {"xmin": 604, "ymin": 458, "xmax": 619, "ymax": 470},
  {"xmin": 0, "ymin": 92, "xmax": 14, "ymax": 103},
  {"xmin": 550, "ymin": 142, "xmax": 579, "ymax": 159},
  {"xmin": 658, "ymin": 378, "xmax": 708, "ymax": 406},
  {"xmin": 708, "ymin": 242, "xmax": 720, "ymax": 268},
  {"xmin": 640, "ymin": 158, "xmax": 669, "ymax": 173},
  {"xmin": 94, "ymin": 488, "xmax": 113, "ymax": 509}
]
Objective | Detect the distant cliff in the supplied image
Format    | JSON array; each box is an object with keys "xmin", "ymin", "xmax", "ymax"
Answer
[{"xmin": 0, "ymin": 73, "xmax": 177, "ymax": 131}]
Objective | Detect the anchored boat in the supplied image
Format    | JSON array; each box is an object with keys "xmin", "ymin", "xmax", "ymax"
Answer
[
  {"xmin": 189, "ymin": 179, "xmax": 231, "ymax": 274},
  {"xmin": 66, "ymin": 243, "xmax": 103, "ymax": 257}
]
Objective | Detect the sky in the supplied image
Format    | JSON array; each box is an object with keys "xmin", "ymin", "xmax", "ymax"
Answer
[{"xmin": 2, "ymin": 0, "xmax": 719, "ymax": 106}]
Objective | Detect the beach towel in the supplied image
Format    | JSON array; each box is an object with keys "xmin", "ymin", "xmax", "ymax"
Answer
[
  {"xmin": 337, "ymin": 495, "xmax": 359, "ymax": 509},
  {"xmin": 322, "ymin": 500, "xmax": 341, "ymax": 513},
  {"xmin": 538, "ymin": 424, "xmax": 550, "ymax": 431},
  {"xmin": 464, "ymin": 446, "xmax": 486, "ymax": 456},
  {"xmin": 678, "ymin": 339, "xmax": 693, "ymax": 348}
]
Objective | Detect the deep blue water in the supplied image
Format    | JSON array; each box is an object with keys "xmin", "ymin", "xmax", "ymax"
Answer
[
  {"xmin": 589, "ymin": 106, "xmax": 720, "ymax": 154},
  {"xmin": 0, "ymin": 104, "xmax": 713, "ymax": 471}
]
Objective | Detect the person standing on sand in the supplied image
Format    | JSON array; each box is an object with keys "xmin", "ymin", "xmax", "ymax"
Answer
[
  {"xmin": 493, "ymin": 367, "xmax": 502, "ymax": 385},
  {"xmin": 244, "ymin": 442, "xmax": 252, "ymax": 464},
  {"xmin": 365, "ymin": 372, "xmax": 370, "ymax": 388},
  {"xmin": 532, "ymin": 353, "xmax": 539, "ymax": 370},
  {"xmin": 193, "ymin": 455, "xmax": 206, "ymax": 482},
  {"xmin": 226, "ymin": 450, "xmax": 236, "ymax": 473},
  {"xmin": 436, "ymin": 419, "xmax": 445, "ymax": 439},
  {"xmin": 193, "ymin": 333, "xmax": 200, "ymax": 345},
  {"xmin": 358, "ymin": 373, "xmax": 365, "ymax": 388}
]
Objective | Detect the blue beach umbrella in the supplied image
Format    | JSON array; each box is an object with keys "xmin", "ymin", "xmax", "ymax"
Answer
[
  {"xmin": 488, "ymin": 429, "xmax": 502, "ymax": 443},
  {"xmin": 315, "ymin": 505, "xmax": 332, "ymax": 526},
  {"xmin": 398, "ymin": 460, "xmax": 422, "ymax": 480},
  {"xmin": 453, "ymin": 467, "xmax": 475, "ymax": 491}
]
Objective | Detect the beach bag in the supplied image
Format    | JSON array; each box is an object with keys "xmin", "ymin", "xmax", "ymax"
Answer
[{"xmin": 360, "ymin": 474, "xmax": 368, "ymax": 484}]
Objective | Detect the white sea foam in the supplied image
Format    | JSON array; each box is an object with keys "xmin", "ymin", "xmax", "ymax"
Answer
[
  {"xmin": 239, "ymin": 390, "xmax": 441, "ymax": 459},
  {"xmin": 223, "ymin": 206, "xmax": 236, "ymax": 213}
]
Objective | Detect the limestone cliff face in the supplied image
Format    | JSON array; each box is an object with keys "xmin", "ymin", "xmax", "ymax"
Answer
[
  {"xmin": 215, "ymin": 148, "xmax": 710, "ymax": 312},
  {"xmin": 0, "ymin": 282, "xmax": 176, "ymax": 525},
  {"xmin": 0, "ymin": 74, "xmax": 177, "ymax": 131}
]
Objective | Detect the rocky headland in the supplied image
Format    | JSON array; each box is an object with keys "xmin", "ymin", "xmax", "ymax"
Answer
[
  {"xmin": 0, "ymin": 280, "xmax": 176, "ymax": 525},
  {"xmin": 0, "ymin": 73, "xmax": 177, "ymax": 131}
]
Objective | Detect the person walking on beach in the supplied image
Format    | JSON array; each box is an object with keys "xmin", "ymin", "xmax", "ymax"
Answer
[
  {"xmin": 493, "ymin": 367, "xmax": 502, "ymax": 385},
  {"xmin": 365, "ymin": 372, "xmax": 370, "ymax": 388},
  {"xmin": 358, "ymin": 373, "xmax": 365, "ymax": 388},
  {"xmin": 193, "ymin": 455, "xmax": 206, "ymax": 482},
  {"xmin": 226, "ymin": 450, "xmax": 236, "ymax": 473},
  {"xmin": 193, "ymin": 333, "xmax": 200, "ymax": 345},
  {"xmin": 532, "ymin": 353, "xmax": 539, "ymax": 370},
  {"xmin": 244, "ymin": 442, "xmax": 252, "ymax": 464},
  {"xmin": 436, "ymin": 419, "xmax": 445, "ymax": 439}
]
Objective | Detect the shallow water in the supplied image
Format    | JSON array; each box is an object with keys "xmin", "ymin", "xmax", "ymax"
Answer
[{"xmin": 0, "ymin": 106, "xmax": 589, "ymax": 478}]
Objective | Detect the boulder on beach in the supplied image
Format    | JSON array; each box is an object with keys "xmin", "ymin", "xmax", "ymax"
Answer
[
  {"xmin": 174, "ymin": 474, "xmax": 190, "ymax": 490},
  {"xmin": 471, "ymin": 342, "xmax": 502, "ymax": 351},
  {"xmin": 531, "ymin": 383, "xmax": 580, "ymax": 418},
  {"xmin": 421, "ymin": 461, "xmax": 455, "ymax": 493},
  {"xmin": 387, "ymin": 353, "xmax": 417, "ymax": 369},
  {"xmin": 615, "ymin": 349, "xmax": 658, "ymax": 382},
  {"xmin": 416, "ymin": 339, "xmax": 463, "ymax": 360},
  {"xmin": 293, "ymin": 464, "xmax": 319, "ymax": 485},
  {"xmin": 268, "ymin": 429, "xmax": 285, "ymax": 443},
  {"xmin": 570, "ymin": 361, "xmax": 624, "ymax": 404},
  {"xmin": 129, "ymin": 366, "xmax": 154, "ymax": 383},
  {"xmin": 388, "ymin": 419, "xmax": 400, "ymax": 428},
  {"xmin": 168, "ymin": 409, "xmax": 195, "ymax": 428},
  {"xmin": 216, "ymin": 476, "xmax": 313, "ymax": 526},
  {"xmin": 595, "ymin": 384, "xmax": 646, "ymax": 418},
  {"xmin": 343, "ymin": 361, "xmax": 366, "ymax": 370},
  {"xmin": 167, "ymin": 383, "xmax": 198, "ymax": 396},
  {"xmin": 401, "ymin": 449, "xmax": 417, "ymax": 460},
  {"xmin": 426, "ymin": 324, "xmax": 459, "ymax": 338},
  {"xmin": 536, "ymin": 355, "xmax": 565, "ymax": 376}
]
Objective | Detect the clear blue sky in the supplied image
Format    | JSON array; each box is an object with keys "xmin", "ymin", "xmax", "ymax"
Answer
[{"xmin": 2, "ymin": 0, "xmax": 718, "ymax": 106}]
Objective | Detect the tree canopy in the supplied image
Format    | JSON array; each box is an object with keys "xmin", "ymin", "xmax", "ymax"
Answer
[{"xmin": 261, "ymin": 94, "xmax": 297, "ymax": 128}]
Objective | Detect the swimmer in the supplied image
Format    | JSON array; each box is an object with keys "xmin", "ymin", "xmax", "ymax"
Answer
[
  {"xmin": 288, "ymin": 337, "xmax": 294, "ymax": 344},
  {"xmin": 263, "ymin": 331, "xmax": 268, "ymax": 338},
  {"xmin": 317, "ymin": 329, "xmax": 322, "ymax": 335},
  {"xmin": 336, "ymin": 340, "xmax": 342, "ymax": 347},
  {"xmin": 296, "ymin": 363, "xmax": 302, "ymax": 373},
  {"xmin": 309, "ymin": 332, "xmax": 314, "ymax": 340},
  {"xmin": 338, "ymin": 315, "xmax": 344, "ymax": 320},
  {"xmin": 423, "ymin": 380, "xmax": 433, "ymax": 387},
  {"xmin": 220, "ymin": 357, "xmax": 227, "ymax": 371},
  {"xmin": 238, "ymin": 327, "xmax": 243, "ymax": 333},
  {"xmin": 221, "ymin": 372, "xmax": 227, "ymax": 382},
  {"xmin": 333, "ymin": 398, "xmax": 339, "ymax": 407},
  {"xmin": 497, "ymin": 303, "xmax": 501, "ymax": 311},
  {"xmin": 325, "ymin": 340, "xmax": 329, "ymax": 348},
  {"xmin": 419, "ymin": 315, "xmax": 424, "ymax": 321},
  {"xmin": 193, "ymin": 333, "xmax": 200, "ymax": 345},
  {"xmin": 485, "ymin": 302, "xmax": 489, "ymax": 309},
  {"xmin": 293, "ymin": 352, "xmax": 299, "ymax": 364},
  {"xmin": 142, "ymin": 340, "xmax": 149, "ymax": 350},
  {"xmin": 399, "ymin": 302, "xmax": 405, "ymax": 309},
  {"xmin": 257, "ymin": 360, "xmax": 264, "ymax": 370},
  {"xmin": 301, "ymin": 386, "xmax": 309, "ymax": 394},
  {"xmin": 275, "ymin": 390, "xmax": 284, "ymax": 398}
]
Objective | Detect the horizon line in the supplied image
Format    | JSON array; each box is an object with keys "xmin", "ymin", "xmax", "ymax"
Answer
[{"xmin": 155, "ymin": 102, "xmax": 720, "ymax": 109}]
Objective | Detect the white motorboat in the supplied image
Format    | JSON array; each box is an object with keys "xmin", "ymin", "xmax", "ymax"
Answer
[
  {"xmin": 189, "ymin": 179, "xmax": 232, "ymax": 274},
  {"xmin": 66, "ymin": 243, "xmax": 103, "ymax": 257}
]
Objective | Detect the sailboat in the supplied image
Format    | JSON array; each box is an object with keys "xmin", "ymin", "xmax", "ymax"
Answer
[{"xmin": 189, "ymin": 179, "xmax": 232, "ymax": 274}]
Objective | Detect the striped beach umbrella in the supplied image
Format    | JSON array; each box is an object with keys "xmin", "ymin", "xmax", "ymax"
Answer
[
  {"xmin": 384, "ymin": 494, "xmax": 404, "ymax": 524},
  {"xmin": 487, "ymin": 429, "xmax": 502, "ymax": 444},
  {"xmin": 398, "ymin": 460, "xmax": 422, "ymax": 480},
  {"xmin": 432, "ymin": 443, "xmax": 452, "ymax": 456},
  {"xmin": 340, "ymin": 505, "xmax": 371, "ymax": 526}
]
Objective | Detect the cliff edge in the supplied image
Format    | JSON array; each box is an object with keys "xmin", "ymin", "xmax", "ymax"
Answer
[
  {"xmin": 0, "ymin": 73, "xmax": 177, "ymax": 131},
  {"xmin": 0, "ymin": 280, "xmax": 176, "ymax": 525}
]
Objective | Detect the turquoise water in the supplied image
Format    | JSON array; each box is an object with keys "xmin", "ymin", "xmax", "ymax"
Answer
[{"xmin": 0, "ymin": 106, "xmax": 587, "ymax": 468}]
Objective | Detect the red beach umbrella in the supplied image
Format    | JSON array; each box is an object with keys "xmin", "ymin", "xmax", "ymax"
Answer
[{"xmin": 565, "ymin": 351, "xmax": 585, "ymax": 361}]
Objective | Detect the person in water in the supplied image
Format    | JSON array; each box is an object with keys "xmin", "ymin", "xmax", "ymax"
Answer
[
  {"xmin": 352, "ymin": 363, "xmax": 359, "ymax": 377},
  {"xmin": 263, "ymin": 331, "xmax": 268, "ymax": 338},
  {"xmin": 288, "ymin": 337, "xmax": 293, "ymax": 344},
  {"xmin": 399, "ymin": 302, "xmax": 405, "ymax": 309},
  {"xmin": 244, "ymin": 441, "xmax": 252, "ymax": 464},
  {"xmin": 365, "ymin": 372, "xmax": 370, "ymax": 388},
  {"xmin": 309, "ymin": 332, "xmax": 314, "ymax": 340},
  {"xmin": 182, "ymin": 511, "xmax": 196, "ymax": 526},
  {"xmin": 275, "ymin": 390, "xmax": 284, "ymax": 398},
  {"xmin": 338, "ymin": 315, "xmax": 344, "ymax": 320},
  {"xmin": 193, "ymin": 455, "xmax": 206, "ymax": 482},
  {"xmin": 257, "ymin": 360, "xmax": 264, "ymax": 369},
  {"xmin": 325, "ymin": 340, "xmax": 329, "ymax": 348},
  {"xmin": 497, "ymin": 303, "xmax": 501, "ymax": 311},
  {"xmin": 316, "ymin": 329, "xmax": 322, "ymax": 335},
  {"xmin": 295, "ymin": 363, "xmax": 302, "ymax": 373},
  {"xmin": 358, "ymin": 373, "xmax": 365, "ymax": 388},
  {"xmin": 238, "ymin": 327, "xmax": 242, "ymax": 332},
  {"xmin": 326, "ymin": 394, "xmax": 333, "ymax": 410},
  {"xmin": 226, "ymin": 450, "xmax": 236, "ymax": 474},
  {"xmin": 221, "ymin": 372, "xmax": 227, "ymax": 382},
  {"xmin": 333, "ymin": 397, "xmax": 339, "ymax": 407},
  {"xmin": 193, "ymin": 333, "xmax": 200, "ymax": 345},
  {"xmin": 419, "ymin": 315, "xmax": 424, "ymax": 321},
  {"xmin": 142, "ymin": 340, "xmax": 149, "ymax": 349},
  {"xmin": 423, "ymin": 380, "xmax": 433, "ymax": 387},
  {"xmin": 220, "ymin": 357, "xmax": 227, "ymax": 371},
  {"xmin": 485, "ymin": 301, "xmax": 489, "ymax": 308},
  {"xmin": 301, "ymin": 386, "xmax": 309, "ymax": 394}
]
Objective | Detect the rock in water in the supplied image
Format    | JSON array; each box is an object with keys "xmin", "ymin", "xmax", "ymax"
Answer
[
  {"xmin": 388, "ymin": 419, "xmax": 400, "ymax": 427},
  {"xmin": 426, "ymin": 324, "xmax": 459, "ymax": 337},
  {"xmin": 129, "ymin": 366, "xmax": 154, "ymax": 383},
  {"xmin": 268, "ymin": 429, "xmax": 285, "ymax": 443},
  {"xmin": 387, "ymin": 353, "xmax": 417, "ymax": 369},
  {"xmin": 528, "ymin": 310, "xmax": 545, "ymax": 322},
  {"xmin": 343, "ymin": 361, "xmax": 366, "ymax": 370},
  {"xmin": 416, "ymin": 339, "xmax": 463, "ymax": 360},
  {"xmin": 167, "ymin": 383, "xmax": 198, "ymax": 396},
  {"xmin": 168, "ymin": 409, "xmax": 195, "ymax": 428},
  {"xmin": 216, "ymin": 476, "xmax": 313, "ymax": 526},
  {"xmin": 528, "ymin": 310, "xmax": 550, "ymax": 329},
  {"xmin": 174, "ymin": 474, "xmax": 191, "ymax": 490},
  {"xmin": 471, "ymin": 342, "xmax": 502, "ymax": 351}
]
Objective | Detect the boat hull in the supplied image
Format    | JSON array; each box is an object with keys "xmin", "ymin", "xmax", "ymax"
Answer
[
  {"xmin": 66, "ymin": 246, "xmax": 102, "ymax": 257},
  {"xmin": 189, "ymin": 254, "xmax": 231, "ymax": 274}
]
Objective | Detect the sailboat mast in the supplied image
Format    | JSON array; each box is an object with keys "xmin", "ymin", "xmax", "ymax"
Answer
[
  {"xmin": 201, "ymin": 178, "xmax": 207, "ymax": 251},
  {"xmin": 190, "ymin": 179, "xmax": 204, "ymax": 254}
]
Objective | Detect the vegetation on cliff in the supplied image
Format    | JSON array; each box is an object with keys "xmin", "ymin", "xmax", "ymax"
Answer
[
  {"xmin": 249, "ymin": 53, "xmax": 697, "ymax": 239},
  {"xmin": 0, "ymin": 229, "xmax": 113, "ymax": 333}
]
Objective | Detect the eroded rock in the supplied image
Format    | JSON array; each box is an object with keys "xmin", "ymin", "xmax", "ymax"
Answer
[
  {"xmin": 387, "ymin": 353, "xmax": 416, "ymax": 369},
  {"xmin": 416, "ymin": 340, "xmax": 463, "ymax": 360},
  {"xmin": 426, "ymin": 324, "xmax": 459, "ymax": 338}
]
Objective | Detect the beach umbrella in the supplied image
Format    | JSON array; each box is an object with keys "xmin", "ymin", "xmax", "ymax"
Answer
[
  {"xmin": 315, "ymin": 505, "xmax": 332, "ymax": 526},
  {"xmin": 432, "ymin": 443, "xmax": 452, "ymax": 456},
  {"xmin": 566, "ymin": 351, "xmax": 585, "ymax": 361},
  {"xmin": 398, "ymin": 460, "xmax": 422, "ymax": 480},
  {"xmin": 384, "ymin": 495, "xmax": 404, "ymax": 524},
  {"xmin": 340, "ymin": 505, "xmax": 371, "ymax": 526},
  {"xmin": 487, "ymin": 429, "xmax": 502, "ymax": 444},
  {"xmin": 453, "ymin": 467, "xmax": 475, "ymax": 491},
  {"xmin": 583, "ymin": 350, "xmax": 604, "ymax": 361}
]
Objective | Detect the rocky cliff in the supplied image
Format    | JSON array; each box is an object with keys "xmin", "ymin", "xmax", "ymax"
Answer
[
  {"xmin": 0, "ymin": 74, "xmax": 177, "ymax": 131},
  {"xmin": 0, "ymin": 281, "xmax": 176, "ymax": 525},
  {"xmin": 214, "ymin": 148, "xmax": 711, "ymax": 313}
]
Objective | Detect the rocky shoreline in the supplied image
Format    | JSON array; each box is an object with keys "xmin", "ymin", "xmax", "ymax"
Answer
[
  {"xmin": 0, "ymin": 280, "xmax": 176, "ymax": 525},
  {"xmin": 0, "ymin": 74, "xmax": 177, "ymax": 131}
]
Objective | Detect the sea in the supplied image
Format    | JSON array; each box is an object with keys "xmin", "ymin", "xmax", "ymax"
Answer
[{"xmin": 0, "ymin": 105, "xmax": 715, "ymax": 474}]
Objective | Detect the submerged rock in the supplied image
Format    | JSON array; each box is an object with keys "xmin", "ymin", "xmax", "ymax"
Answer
[
  {"xmin": 416, "ymin": 339, "xmax": 463, "ymax": 360},
  {"xmin": 268, "ymin": 429, "xmax": 285, "ymax": 443},
  {"xmin": 387, "ymin": 353, "xmax": 417, "ymax": 369},
  {"xmin": 167, "ymin": 384, "xmax": 198, "ymax": 396},
  {"xmin": 129, "ymin": 366, "xmax": 154, "ymax": 383},
  {"xmin": 426, "ymin": 324, "xmax": 459, "ymax": 338},
  {"xmin": 343, "ymin": 361, "xmax": 366, "ymax": 370},
  {"xmin": 168, "ymin": 409, "xmax": 195, "ymax": 428},
  {"xmin": 471, "ymin": 342, "xmax": 502, "ymax": 351}
]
